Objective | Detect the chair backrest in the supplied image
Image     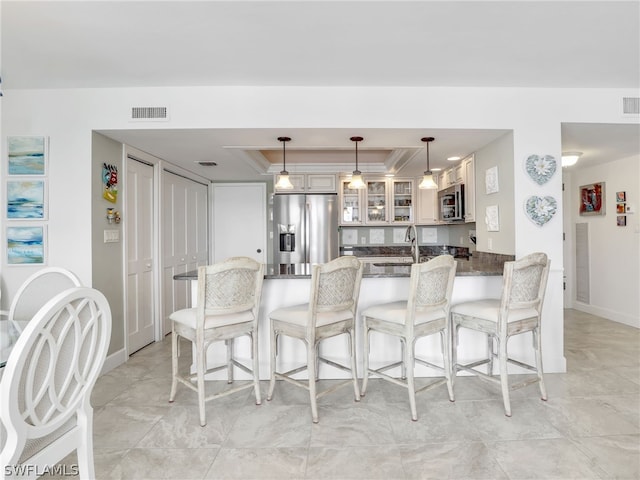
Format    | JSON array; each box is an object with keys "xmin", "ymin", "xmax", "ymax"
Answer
[
  {"xmin": 197, "ymin": 257, "xmax": 264, "ymax": 323},
  {"xmin": 308, "ymin": 256, "xmax": 364, "ymax": 323},
  {"xmin": 0, "ymin": 286, "xmax": 111, "ymax": 467},
  {"xmin": 406, "ymin": 254, "xmax": 457, "ymax": 326},
  {"xmin": 500, "ymin": 252, "xmax": 550, "ymax": 322},
  {"xmin": 8, "ymin": 267, "xmax": 82, "ymax": 332}
]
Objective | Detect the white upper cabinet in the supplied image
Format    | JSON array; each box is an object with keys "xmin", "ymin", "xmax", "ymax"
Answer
[
  {"xmin": 339, "ymin": 177, "xmax": 364, "ymax": 225},
  {"xmin": 274, "ymin": 174, "xmax": 336, "ymax": 193},
  {"xmin": 338, "ymin": 176, "xmax": 415, "ymax": 225},
  {"xmin": 462, "ymin": 155, "xmax": 475, "ymax": 222}
]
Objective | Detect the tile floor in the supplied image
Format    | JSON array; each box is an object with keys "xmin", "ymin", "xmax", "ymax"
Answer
[{"xmin": 66, "ymin": 309, "xmax": 638, "ymax": 479}]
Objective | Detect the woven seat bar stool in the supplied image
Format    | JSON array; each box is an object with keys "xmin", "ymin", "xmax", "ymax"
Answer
[
  {"xmin": 169, "ymin": 256, "xmax": 264, "ymax": 426},
  {"xmin": 361, "ymin": 255, "xmax": 457, "ymax": 421},
  {"xmin": 451, "ymin": 252, "xmax": 551, "ymax": 417},
  {"xmin": 267, "ymin": 256, "xmax": 364, "ymax": 423}
]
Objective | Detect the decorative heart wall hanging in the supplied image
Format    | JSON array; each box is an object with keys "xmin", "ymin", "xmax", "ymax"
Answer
[
  {"xmin": 525, "ymin": 196, "xmax": 557, "ymax": 226},
  {"xmin": 525, "ymin": 154, "xmax": 557, "ymax": 185}
]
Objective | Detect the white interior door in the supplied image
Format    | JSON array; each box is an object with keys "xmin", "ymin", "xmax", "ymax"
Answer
[
  {"xmin": 126, "ymin": 158, "xmax": 155, "ymax": 354},
  {"xmin": 212, "ymin": 183, "xmax": 266, "ymax": 263},
  {"xmin": 162, "ymin": 171, "xmax": 208, "ymax": 335}
]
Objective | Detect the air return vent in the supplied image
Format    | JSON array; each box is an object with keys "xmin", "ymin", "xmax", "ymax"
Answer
[
  {"xmin": 130, "ymin": 106, "xmax": 169, "ymax": 121},
  {"xmin": 622, "ymin": 97, "xmax": 639, "ymax": 115}
]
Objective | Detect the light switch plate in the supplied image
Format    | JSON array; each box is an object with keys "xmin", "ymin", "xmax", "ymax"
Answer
[{"xmin": 104, "ymin": 230, "xmax": 120, "ymax": 243}]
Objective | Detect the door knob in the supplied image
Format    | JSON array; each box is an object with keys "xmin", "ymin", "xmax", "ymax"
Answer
[{"xmin": 256, "ymin": 249, "xmax": 262, "ymax": 253}]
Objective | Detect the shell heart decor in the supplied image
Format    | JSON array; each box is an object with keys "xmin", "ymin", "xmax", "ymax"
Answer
[
  {"xmin": 525, "ymin": 196, "xmax": 557, "ymax": 226},
  {"xmin": 525, "ymin": 154, "xmax": 557, "ymax": 185}
]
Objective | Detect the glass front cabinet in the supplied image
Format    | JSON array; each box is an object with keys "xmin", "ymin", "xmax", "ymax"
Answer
[
  {"xmin": 339, "ymin": 178, "xmax": 364, "ymax": 224},
  {"xmin": 366, "ymin": 179, "xmax": 388, "ymax": 224},
  {"xmin": 339, "ymin": 177, "xmax": 415, "ymax": 225},
  {"xmin": 390, "ymin": 179, "xmax": 414, "ymax": 224}
]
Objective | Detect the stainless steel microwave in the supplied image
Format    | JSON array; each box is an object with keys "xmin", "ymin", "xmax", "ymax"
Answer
[{"xmin": 439, "ymin": 184, "xmax": 465, "ymax": 221}]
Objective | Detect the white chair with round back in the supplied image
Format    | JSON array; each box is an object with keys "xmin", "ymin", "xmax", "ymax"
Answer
[
  {"xmin": 8, "ymin": 267, "xmax": 82, "ymax": 334},
  {"xmin": 0, "ymin": 286, "xmax": 112, "ymax": 480}
]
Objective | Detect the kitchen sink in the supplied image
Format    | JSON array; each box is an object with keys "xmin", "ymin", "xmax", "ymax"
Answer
[{"xmin": 372, "ymin": 262, "xmax": 412, "ymax": 267}]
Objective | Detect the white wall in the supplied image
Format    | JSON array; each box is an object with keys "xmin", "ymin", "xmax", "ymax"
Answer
[
  {"xmin": 1, "ymin": 85, "xmax": 638, "ymax": 371},
  {"xmin": 566, "ymin": 154, "xmax": 640, "ymax": 327},
  {"xmin": 474, "ymin": 131, "xmax": 515, "ymax": 255}
]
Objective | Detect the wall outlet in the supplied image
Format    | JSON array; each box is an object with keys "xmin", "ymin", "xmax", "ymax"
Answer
[
  {"xmin": 459, "ymin": 236, "xmax": 464, "ymax": 244},
  {"xmin": 360, "ymin": 236, "xmax": 367, "ymax": 245},
  {"xmin": 487, "ymin": 238, "xmax": 493, "ymax": 251}
]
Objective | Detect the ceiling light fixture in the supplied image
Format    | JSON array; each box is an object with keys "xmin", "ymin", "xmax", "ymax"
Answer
[
  {"xmin": 561, "ymin": 151, "xmax": 582, "ymax": 167},
  {"xmin": 275, "ymin": 136, "xmax": 294, "ymax": 189},
  {"xmin": 447, "ymin": 156, "xmax": 461, "ymax": 162},
  {"xmin": 348, "ymin": 136, "xmax": 366, "ymax": 189},
  {"xmin": 418, "ymin": 137, "xmax": 438, "ymax": 189}
]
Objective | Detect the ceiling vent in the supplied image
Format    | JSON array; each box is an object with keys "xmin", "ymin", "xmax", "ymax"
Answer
[
  {"xmin": 622, "ymin": 97, "xmax": 639, "ymax": 115},
  {"xmin": 197, "ymin": 161, "xmax": 218, "ymax": 167},
  {"xmin": 130, "ymin": 106, "xmax": 169, "ymax": 121}
]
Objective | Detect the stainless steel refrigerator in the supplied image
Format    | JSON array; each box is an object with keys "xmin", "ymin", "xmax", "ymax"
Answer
[{"xmin": 273, "ymin": 193, "xmax": 339, "ymax": 275}]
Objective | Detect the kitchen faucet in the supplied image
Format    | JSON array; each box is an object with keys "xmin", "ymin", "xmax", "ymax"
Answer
[{"xmin": 405, "ymin": 224, "xmax": 420, "ymax": 264}]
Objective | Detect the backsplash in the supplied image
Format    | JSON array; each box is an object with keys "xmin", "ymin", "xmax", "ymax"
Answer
[{"xmin": 341, "ymin": 245, "xmax": 471, "ymax": 259}]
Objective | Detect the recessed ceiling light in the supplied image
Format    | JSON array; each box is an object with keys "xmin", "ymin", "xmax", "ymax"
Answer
[
  {"xmin": 447, "ymin": 156, "xmax": 461, "ymax": 161},
  {"xmin": 431, "ymin": 167, "xmax": 442, "ymax": 172},
  {"xmin": 385, "ymin": 173, "xmax": 395, "ymax": 177}
]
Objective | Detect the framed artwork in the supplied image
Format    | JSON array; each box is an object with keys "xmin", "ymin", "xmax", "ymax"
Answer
[
  {"xmin": 486, "ymin": 205, "xmax": 500, "ymax": 232},
  {"xmin": 7, "ymin": 136, "xmax": 47, "ymax": 175},
  {"xmin": 617, "ymin": 216, "xmax": 627, "ymax": 227},
  {"xmin": 7, "ymin": 225, "xmax": 46, "ymax": 265},
  {"xmin": 616, "ymin": 191, "xmax": 626, "ymax": 203},
  {"xmin": 7, "ymin": 180, "xmax": 46, "ymax": 219},
  {"xmin": 616, "ymin": 203, "xmax": 626, "ymax": 214},
  {"xmin": 579, "ymin": 182, "xmax": 605, "ymax": 216},
  {"xmin": 485, "ymin": 166, "xmax": 499, "ymax": 194}
]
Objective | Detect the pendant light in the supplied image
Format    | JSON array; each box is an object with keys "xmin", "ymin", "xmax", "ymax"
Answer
[
  {"xmin": 348, "ymin": 136, "xmax": 366, "ymax": 189},
  {"xmin": 275, "ymin": 136, "xmax": 294, "ymax": 190},
  {"xmin": 418, "ymin": 136, "xmax": 438, "ymax": 189}
]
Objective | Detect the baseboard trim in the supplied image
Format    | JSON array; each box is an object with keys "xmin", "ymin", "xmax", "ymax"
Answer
[
  {"xmin": 573, "ymin": 302, "xmax": 639, "ymax": 329},
  {"xmin": 101, "ymin": 348, "xmax": 127, "ymax": 375}
]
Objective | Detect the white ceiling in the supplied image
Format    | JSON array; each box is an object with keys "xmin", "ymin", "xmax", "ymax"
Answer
[{"xmin": 2, "ymin": 0, "xmax": 639, "ymax": 180}]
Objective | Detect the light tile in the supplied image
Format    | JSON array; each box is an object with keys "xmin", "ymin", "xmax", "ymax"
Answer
[
  {"xmin": 205, "ymin": 447, "xmax": 307, "ymax": 479},
  {"xmin": 489, "ymin": 438, "xmax": 602, "ymax": 479},
  {"xmin": 306, "ymin": 446, "xmax": 404, "ymax": 479}
]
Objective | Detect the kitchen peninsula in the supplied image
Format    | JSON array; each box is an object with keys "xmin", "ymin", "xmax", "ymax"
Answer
[{"xmin": 173, "ymin": 250, "xmax": 565, "ymax": 381}]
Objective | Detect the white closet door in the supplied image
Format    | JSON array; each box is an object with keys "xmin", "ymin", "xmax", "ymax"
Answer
[
  {"xmin": 126, "ymin": 158, "xmax": 155, "ymax": 353},
  {"xmin": 212, "ymin": 183, "xmax": 266, "ymax": 263},
  {"xmin": 162, "ymin": 171, "xmax": 208, "ymax": 335}
]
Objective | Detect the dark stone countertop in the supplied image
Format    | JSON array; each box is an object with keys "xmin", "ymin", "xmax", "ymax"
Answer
[{"xmin": 173, "ymin": 252, "xmax": 511, "ymax": 281}]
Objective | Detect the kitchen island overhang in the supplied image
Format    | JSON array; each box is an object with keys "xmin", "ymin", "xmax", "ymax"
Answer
[{"xmin": 173, "ymin": 263, "xmax": 566, "ymax": 381}]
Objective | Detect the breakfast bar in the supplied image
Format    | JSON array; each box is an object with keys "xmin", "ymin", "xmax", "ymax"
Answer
[{"xmin": 174, "ymin": 254, "xmax": 565, "ymax": 380}]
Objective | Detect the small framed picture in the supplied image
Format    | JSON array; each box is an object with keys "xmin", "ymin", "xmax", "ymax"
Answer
[
  {"xmin": 616, "ymin": 203, "xmax": 626, "ymax": 214},
  {"xmin": 7, "ymin": 225, "xmax": 46, "ymax": 265},
  {"xmin": 616, "ymin": 191, "xmax": 626, "ymax": 203},
  {"xmin": 617, "ymin": 216, "xmax": 627, "ymax": 227},
  {"xmin": 7, "ymin": 179, "xmax": 46, "ymax": 220},
  {"xmin": 7, "ymin": 136, "xmax": 47, "ymax": 176},
  {"xmin": 579, "ymin": 182, "xmax": 605, "ymax": 216}
]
